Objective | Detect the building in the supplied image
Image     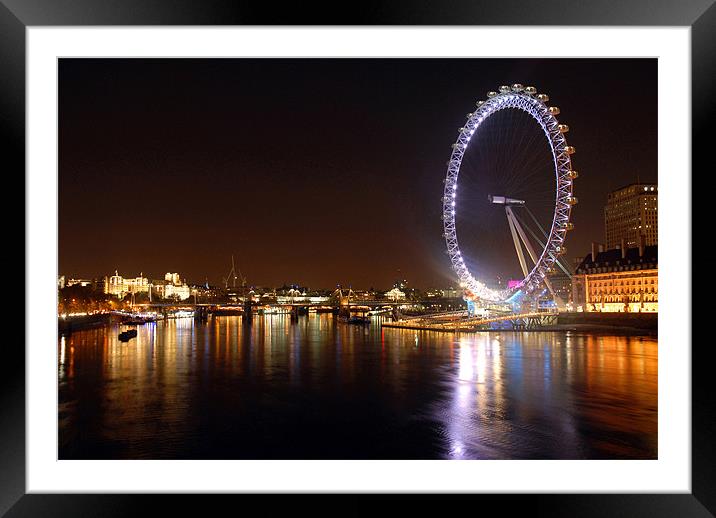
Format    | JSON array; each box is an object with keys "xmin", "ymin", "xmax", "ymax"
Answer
[
  {"xmin": 385, "ymin": 287, "xmax": 406, "ymax": 301},
  {"xmin": 104, "ymin": 271, "xmax": 150, "ymax": 298},
  {"xmin": 572, "ymin": 239, "xmax": 657, "ymax": 313},
  {"xmin": 441, "ymin": 287, "xmax": 462, "ymax": 298},
  {"xmin": 165, "ymin": 272, "xmax": 181, "ymax": 285},
  {"xmin": 66, "ymin": 278, "xmax": 92, "ymax": 287},
  {"xmin": 152, "ymin": 283, "xmax": 192, "ymax": 301},
  {"xmin": 604, "ymin": 183, "xmax": 658, "ymax": 249},
  {"xmin": 151, "ymin": 272, "xmax": 192, "ymax": 301}
]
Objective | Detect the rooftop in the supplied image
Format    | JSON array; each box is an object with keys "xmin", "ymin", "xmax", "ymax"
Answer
[
  {"xmin": 576, "ymin": 245, "xmax": 658, "ymax": 273},
  {"xmin": 608, "ymin": 183, "xmax": 658, "ymax": 198}
]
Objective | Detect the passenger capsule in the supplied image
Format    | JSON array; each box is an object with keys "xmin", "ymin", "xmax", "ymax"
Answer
[
  {"xmin": 466, "ymin": 112, "xmax": 473, "ymax": 118},
  {"xmin": 499, "ymin": 85, "xmax": 511, "ymax": 93},
  {"xmin": 565, "ymin": 146, "xmax": 576, "ymax": 155},
  {"xmin": 458, "ymin": 127, "xmax": 465, "ymax": 133},
  {"xmin": 476, "ymin": 100, "xmax": 484, "ymax": 107},
  {"xmin": 566, "ymin": 195, "xmax": 578, "ymax": 205},
  {"xmin": 487, "ymin": 91, "xmax": 498, "ymax": 98},
  {"xmin": 564, "ymin": 222, "xmax": 574, "ymax": 231},
  {"xmin": 536, "ymin": 93, "xmax": 549, "ymax": 103},
  {"xmin": 525, "ymin": 86, "xmax": 537, "ymax": 95},
  {"xmin": 557, "ymin": 246, "xmax": 567, "ymax": 255},
  {"xmin": 511, "ymin": 83, "xmax": 524, "ymax": 91},
  {"xmin": 567, "ymin": 170, "xmax": 579, "ymax": 179},
  {"xmin": 558, "ymin": 124, "xmax": 569, "ymax": 133},
  {"xmin": 548, "ymin": 106, "xmax": 560, "ymax": 115}
]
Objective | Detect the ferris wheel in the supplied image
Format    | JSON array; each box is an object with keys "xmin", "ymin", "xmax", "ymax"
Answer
[{"xmin": 442, "ymin": 84, "xmax": 578, "ymax": 303}]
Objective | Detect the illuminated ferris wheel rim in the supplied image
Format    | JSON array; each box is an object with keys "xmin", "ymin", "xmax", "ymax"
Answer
[{"xmin": 442, "ymin": 84, "xmax": 578, "ymax": 303}]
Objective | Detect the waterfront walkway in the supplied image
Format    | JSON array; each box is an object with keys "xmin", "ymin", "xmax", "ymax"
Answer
[{"xmin": 382, "ymin": 311, "xmax": 559, "ymax": 332}]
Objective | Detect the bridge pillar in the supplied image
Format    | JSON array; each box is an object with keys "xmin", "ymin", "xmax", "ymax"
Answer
[
  {"xmin": 194, "ymin": 306, "xmax": 208, "ymax": 322},
  {"xmin": 243, "ymin": 298, "xmax": 252, "ymax": 325}
]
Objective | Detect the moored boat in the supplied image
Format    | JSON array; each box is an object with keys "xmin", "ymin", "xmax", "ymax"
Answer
[
  {"xmin": 122, "ymin": 318, "xmax": 147, "ymax": 325},
  {"xmin": 338, "ymin": 315, "xmax": 370, "ymax": 325},
  {"xmin": 118, "ymin": 329, "xmax": 138, "ymax": 342}
]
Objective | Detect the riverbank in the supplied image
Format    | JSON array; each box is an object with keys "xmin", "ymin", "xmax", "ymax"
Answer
[
  {"xmin": 383, "ymin": 311, "xmax": 657, "ymax": 334},
  {"xmin": 58, "ymin": 313, "xmax": 113, "ymax": 334}
]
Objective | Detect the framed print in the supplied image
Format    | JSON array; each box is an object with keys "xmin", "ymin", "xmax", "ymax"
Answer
[{"xmin": 4, "ymin": 0, "xmax": 709, "ymax": 515}]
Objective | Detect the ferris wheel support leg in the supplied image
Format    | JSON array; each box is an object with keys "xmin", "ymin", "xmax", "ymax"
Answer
[
  {"xmin": 506, "ymin": 207, "xmax": 530, "ymax": 278},
  {"xmin": 507, "ymin": 206, "xmax": 540, "ymax": 265},
  {"xmin": 507, "ymin": 206, "xmax": 562, "ymax": 307}
]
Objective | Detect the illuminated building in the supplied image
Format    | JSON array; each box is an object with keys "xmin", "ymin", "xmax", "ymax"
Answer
[
  {"xmin": 425, "ymin": 288, "xmax": 444, "ymax": 298},
  {"xmin": 441, "ymin": 287, "xmax": 461, "ymax": 298},
  {"xmin": 165, "ymin": 272, "xmax": 181, "ymax": 285},
  {"xmin": 66, "ymin": 278, "xmax": 92, "ymax": 287},
  {"xmin": 385, "ymin": 287, "xmax": 406, "ymax": 301},
  {"xmin": 152, "ymin": 272, "xmax": 191, "ymax": 301},
  {"xmin": 604, "ymin": 183, "xmax": 657, "ymax": 249},
  {"xmin": 104, "ymin": 270, "xmax": 150, "ymax": 298},
  {"xmin": 152, "ymin": 283, "xmax": 191, "ymax": 301},
  {"xmin": 572, "ymin": 239, "xmax": 657, "ymax": 313}
]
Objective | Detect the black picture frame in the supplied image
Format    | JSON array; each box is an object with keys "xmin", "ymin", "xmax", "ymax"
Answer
[{"xmin": 3, "ymin": 1, "xmax": 707, "ymax": 515}]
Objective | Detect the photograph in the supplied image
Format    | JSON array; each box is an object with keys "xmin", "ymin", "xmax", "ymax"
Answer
[{"xmin": 57, "ymin": 57, "xmax": 658, "ymax": 461}]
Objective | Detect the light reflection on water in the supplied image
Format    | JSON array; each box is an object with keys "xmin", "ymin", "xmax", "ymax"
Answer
[{"xmin": 58, "ymin": 315, "xmax": 657, "ymax": 460}]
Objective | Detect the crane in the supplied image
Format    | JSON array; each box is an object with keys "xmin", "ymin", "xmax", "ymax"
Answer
[{"xmin": 223, "ymin": 255, "xmax": 247, "ymax": 290}]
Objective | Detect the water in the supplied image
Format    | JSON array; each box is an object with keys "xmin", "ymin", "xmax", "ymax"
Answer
[{"xmin": 58, "ymin": 315, "xmax": 657, "ymax": 459}]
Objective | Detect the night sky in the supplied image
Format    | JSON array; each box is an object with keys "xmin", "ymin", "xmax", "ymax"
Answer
[{"xmin": 59, "ymin": 58, "xmax": 656, "ymax": 289}]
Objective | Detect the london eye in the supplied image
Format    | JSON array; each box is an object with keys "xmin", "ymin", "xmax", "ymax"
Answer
[{"xmin": 442, "ymin": 84, "xmax": 578, "ymax": 305}]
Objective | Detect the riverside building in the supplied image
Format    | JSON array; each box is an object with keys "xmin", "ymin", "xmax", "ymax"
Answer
[
  {"xmin": 572, "ymin": 238, "xmax": 657, "ymax": 313},
  {"xmin": 104, "ymin": 271, "xmax": 150, "ymax": 298},
  {"xmin": 604, "ymin": 183, "xmax": 658, "ymax": 249}
]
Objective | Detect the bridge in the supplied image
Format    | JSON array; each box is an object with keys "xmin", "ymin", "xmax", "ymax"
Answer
[
  {"xmin": 130, "ymin": 300, "xmax": 422, "ymax": 310},
  {"xmin": 125, "ymin": 297, "xmax": 560, "ymax": 332}
]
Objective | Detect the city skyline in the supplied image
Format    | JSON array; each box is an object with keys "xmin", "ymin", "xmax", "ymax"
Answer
[{"xmin": 59, "ymin": 58, "xmax": 657, "ymax": 287}]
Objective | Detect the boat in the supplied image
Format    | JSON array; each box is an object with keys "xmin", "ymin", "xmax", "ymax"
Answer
[
  {"xmin": 167, "ymin": 310, "xmax": 195, "ymax": 319},
  {"xmin": 121, "ymin": 313, "xmax": 157, "ymax": 325},
  {"xmin": 118, "ymin": 329, "xmax": 138, "ymax": 342},
  {"xmin": 260, "ymin": 306, "xmax": 291, "ymax": 315},
  {"xmin": 338, "ymin": 315, "xmax": 370, "ymax": 325},
  {"xmin": 122, "ymin": 318, "xmax": 147, "ymax": 325}
]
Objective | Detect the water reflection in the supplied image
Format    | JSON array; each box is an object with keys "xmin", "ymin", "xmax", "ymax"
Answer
[{"xmin": 58, "ymin": 316, "xmax": 657, "ymax": 460}]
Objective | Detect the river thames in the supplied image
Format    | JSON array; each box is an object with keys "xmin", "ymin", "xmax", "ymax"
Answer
[{"xmin": 58, "ymin": 314, "xmax": 657, "ymax": 460}]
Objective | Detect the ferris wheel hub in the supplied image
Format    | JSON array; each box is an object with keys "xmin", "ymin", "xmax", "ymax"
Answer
[{"xmin": 488, "ymin": 195, "xmax": 526, "ymax": 206}]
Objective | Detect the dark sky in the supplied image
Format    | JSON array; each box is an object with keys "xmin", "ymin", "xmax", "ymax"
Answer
[{"xmin": 59, "ymin": 58, "xmax": 656, "ymax": 290}]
